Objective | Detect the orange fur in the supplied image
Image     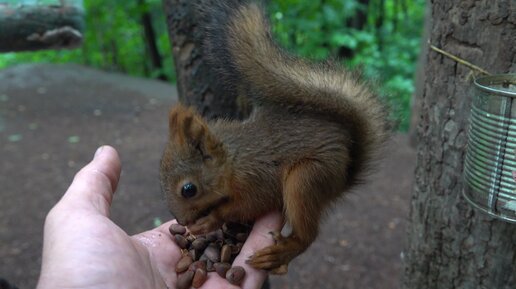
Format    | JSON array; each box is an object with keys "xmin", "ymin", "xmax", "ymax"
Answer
[{"xmin": 159, "ymin": 0, "xmax": 389, "ymax": 274}]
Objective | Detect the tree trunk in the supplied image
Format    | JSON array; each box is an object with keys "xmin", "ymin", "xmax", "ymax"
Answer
[
  {"xmin": 408, "ymin": 4, "xmax": 431, "ymax": 147},
  {"xmin": 375, "ymin": 0, "xmax": 385, "ymax": 51},
  {"xmin": 347, "ymin": 0, "xmax": 368, "ymax": 30},
  {"xmin": 402, "ymin": 1, "xmax": 516, "ymax": 289},
  {"xmin": 339, "ymin": 0, "xmax": 369, "ymax": 59},
  {"xmin": 0, "ymin": 4, "xmax": 84, "ymax": 52},
  {"xmin": 138, "ymin": 0, "xmax": 167, "ymax": 81},
  {"xmin": 162, "ymin": 0, "xmax": 249, "ymax": 120}
]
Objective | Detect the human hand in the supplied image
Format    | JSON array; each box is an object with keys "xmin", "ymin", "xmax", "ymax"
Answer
[{"xmin": 36, "ymin": 146, "xmax": 283, "ymax": 289}]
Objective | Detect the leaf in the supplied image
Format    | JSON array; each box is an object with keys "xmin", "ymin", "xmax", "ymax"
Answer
[
  {"xmin": 8, "ymin": 134, "xmax": 22, "ymax": 142},
  {"xmin": 331, "ymin": 32, "xmax": 358, "ymax": 49},
  {"xmin": 67, "ymin": 136, "xmax": 80, "ymax": 144},
  {"xmin": 153, "ymin": 217, "xmax": 163, "ymax": 227}
]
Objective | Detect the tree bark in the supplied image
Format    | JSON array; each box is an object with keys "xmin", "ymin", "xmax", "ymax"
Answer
[
  {"xmin": 162, "ymin": 0, "xmax": 249, "ymax": 120},
  {"xmin": 0, "ymin": 5, "xmax": 84, "ymax": 52},
  {"xmin": 402, "ymin": 1, "xmax": 516, "ymax": 289}
]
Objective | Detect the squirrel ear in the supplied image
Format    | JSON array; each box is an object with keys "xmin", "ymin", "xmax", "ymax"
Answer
[{"xmin": 168, "ymin": 104, "xmax": 226, "ymax": 161}]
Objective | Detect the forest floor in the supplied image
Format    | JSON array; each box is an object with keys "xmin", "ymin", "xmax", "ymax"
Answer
[{"xmin": 0, "ymin": 64, "xmax": 416, "ymax": 289}]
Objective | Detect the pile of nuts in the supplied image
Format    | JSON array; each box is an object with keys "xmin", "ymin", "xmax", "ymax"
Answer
[{"xmin": 169, "ymin": 222, "xmax": 252, "ymax": 289}]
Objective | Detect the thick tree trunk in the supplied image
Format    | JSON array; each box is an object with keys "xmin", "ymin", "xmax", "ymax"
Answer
[
  {"xmin": 162, "ymin": 0, "xmax": 249, "ymax": 120},
  {"xmin": 0, "ymin": 4, "xmax": 84, "ymax": 52},
  {"xmin": 402, "ymin": 1, "xmax": 516, "ymax": 289}
]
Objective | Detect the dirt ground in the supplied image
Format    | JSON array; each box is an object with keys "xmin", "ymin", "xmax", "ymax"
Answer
[{"xmin": 0, "ymin": 64, "xmax": 416, "ymax": 289}]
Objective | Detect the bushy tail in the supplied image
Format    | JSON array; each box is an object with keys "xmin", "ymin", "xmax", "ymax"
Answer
[{"xmin": 203, "ymin": 0, "xmax": 390, "ymax": 184}]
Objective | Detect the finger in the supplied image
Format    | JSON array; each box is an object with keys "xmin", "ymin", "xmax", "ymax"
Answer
[
  {"xmin": 59, "ymin": 146, "xmax": 121, "ymax": 216},
  {"xmin": 232, "ymin": 211, "xmax": 283, "ymax": 289},
  {"xmin": 200, "ymin": 273, "xmax": 239, "ymax": 289}
]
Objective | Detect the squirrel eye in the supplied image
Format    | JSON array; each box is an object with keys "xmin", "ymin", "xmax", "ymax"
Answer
[{"xmin": 181, "ymin": 183, "xmax": 197, "ymax": 199}]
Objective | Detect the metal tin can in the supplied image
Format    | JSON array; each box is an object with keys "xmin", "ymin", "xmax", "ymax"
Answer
[{"xmin": 463, "ymin": 74, "xmax": 516, "ymax": 223}]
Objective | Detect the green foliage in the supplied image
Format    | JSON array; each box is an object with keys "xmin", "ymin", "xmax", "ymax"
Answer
[
  {"xmin": 269, "ymin": 0, "xmax": 426, "ymax": 131},
  {"xmin": 0, "ymin": 0, "xmax": 425, "ymax": 130},
  {"xmin": 0, "ymin": 0, "xmax": 175, "ymax": 81}
]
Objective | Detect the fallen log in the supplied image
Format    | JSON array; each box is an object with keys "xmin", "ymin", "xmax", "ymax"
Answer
[{"xmin": 0, "ymin": 3, "xmax": 84, "ymax": 52}]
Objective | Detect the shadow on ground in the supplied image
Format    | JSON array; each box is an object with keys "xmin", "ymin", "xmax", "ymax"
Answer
[{"xmin": 0, "ymin": 64, "xmax": 416, "ymax": 289}]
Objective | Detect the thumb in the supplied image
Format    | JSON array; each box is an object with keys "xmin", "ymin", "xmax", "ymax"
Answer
[{"xmin": 59, "ymin": 146, "xmax": 121, "ymax": 216}]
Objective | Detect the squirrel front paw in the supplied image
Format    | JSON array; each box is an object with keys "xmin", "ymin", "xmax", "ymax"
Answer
[
  {"xmin": 246, "ymin": 232, "xmax": 303, "ymax": 275},
  {"xmin": 188, "ymin": 214, "xmax": 223, "ymax": 235}
]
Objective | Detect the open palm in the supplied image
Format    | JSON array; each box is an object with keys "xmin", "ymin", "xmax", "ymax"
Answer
[{"xmin": 36, "ymin": 146, "xmax": 281, "ymax": 289}]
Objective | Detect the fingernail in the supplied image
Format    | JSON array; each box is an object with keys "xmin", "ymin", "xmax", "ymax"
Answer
[{"xmin": 94, "ymin": 146, "xmax": 105, "ymax": 158}]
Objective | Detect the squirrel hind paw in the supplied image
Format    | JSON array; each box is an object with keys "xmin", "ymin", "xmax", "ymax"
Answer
[
  {"xmin": 270, "ymin": 264, "xmax": 289, "ymax": 275},
  {"xmin": 246, "ymin": 244, "xmax": 294, "ymax": 274},
  {"xmin": 268, "ymin": 231, "xmax": 286, "ymax": 244},
  {"xmin": 246, "ymin": 253, "xmax": 289, "ymax": 275}
]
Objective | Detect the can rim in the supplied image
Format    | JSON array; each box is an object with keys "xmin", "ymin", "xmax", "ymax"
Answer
[
  {"xmin": 474, "ymin": 74, "xmax": 516, "ymax": 97},
  {"xmin": 463, "ymin": 188, "xmax": 516, "ymax": 224}
]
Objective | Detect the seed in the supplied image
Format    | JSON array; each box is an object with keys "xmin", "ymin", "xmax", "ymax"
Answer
[
  {"xmin": 215, "ymin": 229, "xmax": 224, "ymax": 240},
  {"xmin": 199, "ymin": 254, "xmax": 209, "ymax": 262},
  {"xmin": 192, "ymin": 237, "xmax": 208, "ymax": 251},
  {"xmin": 174, "ymin": 234, "xmax": 189, "ymax": 249},
  {"xmin": 204, "ymin": 244, "xmax": 221, "ymax": 262},
  {"xmin": 215, "ymin": 239, "xmax": 224, "ymax": 247},
  {"xmin": 226, "ymin": 266, "xmax": 245, "ymax": 285},
  {"xmin": 189, "ymin": 249, "xmax": 200, "ymax": 261},
  {"xmin": 220, "ymin": 244, "xmax": 232, "ymax": 263},
  {"xmin": 213, "ymin": 262, "xmax": 231, "ymax": 278},
  {"xmin": 236, "ymin": 242, "xmax": 244, "ymax": 253},
  {"xmin": 235, "ymin": 233, "xmax": 248, "ymax": 242},
  {"xmin": 186, "ymin": 234, "xmax": 196, "ymax": 242},
  {"xmin": 176, "ymin": 270, "xmax": 194, "ymax": 289},
  {"xmin": 174, "ymin": 222, "xmax": 252, "ymax": 287},
  {"xmin": 206, "ymin": 259, "xmax": 215, "ymax": 272},
  {"xmin": 169, "ymin": 223, "xmax": 186, "ymax": 235},
  {"xmin": 229, "ymin": 244, "xmax": 240, "ymax": 255},
  {"xmin": 192, "ymin": 268, "xmax": 208, "ymax": 288},
  {"xmin": 189, "ymin": 260, "xmax": 207, "ymax": 272},
  {"xmin": 176, "ymin": 255, "xmax": 193, "ymax": 273},
  {"xmin": 205, "ymin": 231, "xmax": 218, "ymax": 242}
]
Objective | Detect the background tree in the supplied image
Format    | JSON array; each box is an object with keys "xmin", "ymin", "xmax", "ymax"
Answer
[
  {"xmin": 402, "ymin": 0, "xmax": 516, "ymax": 288},
  {"xmin": 162, "ymin": 0, "xmax": 248, "ymax": 120},
  {"xmin": 0, "ymin": 1, "xmax": 85, "ymax": 52},
  {"xmin": 138, "ymin": 0, "xmax": 167, "ymax": 80}
]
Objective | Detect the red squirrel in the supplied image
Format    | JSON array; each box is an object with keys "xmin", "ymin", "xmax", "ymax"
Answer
[{"xmin": 160, "ymin": 0, "xmax": 389, "ymax": 274}]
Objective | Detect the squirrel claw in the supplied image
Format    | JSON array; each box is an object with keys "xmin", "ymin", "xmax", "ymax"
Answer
[
  {"xmin": 270, "ymin": 264, "xmax": 288, "ymax": 275},
  {"xmin": 268, "ymin": 231, "xmax": 285, "ymax": 244},
  {"xmin": 247, "ymin": 244, "xmax": 293, "ymax": 274}
]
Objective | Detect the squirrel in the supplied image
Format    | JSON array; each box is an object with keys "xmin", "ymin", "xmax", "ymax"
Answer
[{"xmin": 159, "ymin": 0, "xmax": 389, "ymax": 274}]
